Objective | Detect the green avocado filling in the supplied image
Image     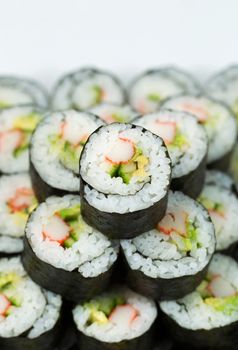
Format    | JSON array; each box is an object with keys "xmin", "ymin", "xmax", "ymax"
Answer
[
  {"xmin": 198, "ymin": 196, "xmax": 224, "ymax": 215},
  {"xmin": 111, "ymin": 113, "xmax": 130, "ymax": 123},
  {"xmin": 0, "ymin": 273, "xmax": 22, "ymax": 315},
  {"xmin": 0, "ymin": 101, "xmax": 10, "ymax": 108},
  {"xmin": 84, "ymin": 295, "xmax": 126, "ymax": 325},
  {"xmin": 91, "ymin": 85, "xmax": 103, "ymax": 105},
  {"xmin": 170, "ymin": 220, "xmax": 198, "ymax": 253},
  {"xmin": 169, "ymin": 131, "xmax": 189, "ymax": 150},
  {"xmin": 147, "ymin": 93, "xmax": 161, "ymax": 103}
]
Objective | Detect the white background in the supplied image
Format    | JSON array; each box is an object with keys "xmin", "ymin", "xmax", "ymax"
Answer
[{"xmin": 1, "ymin": 0, "xmax": 238, "ymax": 91}]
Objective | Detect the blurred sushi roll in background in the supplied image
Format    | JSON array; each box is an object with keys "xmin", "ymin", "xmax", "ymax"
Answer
[
  {"xmin": 0, "ymin": 105, "xmax": 46, "ymax": 174},
  {"xmin": 0, "ymin": 76, "xmax": 48, "ymax": 109},
  {"xmin": 79, "ymin": 123, "xmax": 172, "ymax": 238},
  {"xmin": 51, "ymin": 67, "xmax": 126, "ymax": 111},
  {"xmin": 121, "ymin": 191, "xmax": 216, "ymax": 300},
  {"xmin": 128, "ymin": 67, "xmax": 201, "ymax": 114},
  {"xmin": 89, "ymin": 103, "xmax": 139, "ymax": 124},
  {"xmin": 0, "ymin": 256, "xmax": 64, "ymax": 350},
  {"xmin": 162, "ymin": 95, "xmax": 237, "ymax": 171},
  {"xmin": 133, "ymin": 110, "xmax": 208, "ymax": 198},
  {"xmin": 22, "ymin": 195, "xmax": 119, "ymax": 302},
  {"xmin": 0, "ymin": 173, "xmax": 37, "ymax": 257},
  {"xmin": 72, "ymin": 286, "xmax": 157, "ymax": 350},
  {"xmin": 30, "ymin": 110, "xmax": 104, "ymax": 202},
  {"xmin": 160, "ymin": 254, "xmax": 238, "ymax": 349}
]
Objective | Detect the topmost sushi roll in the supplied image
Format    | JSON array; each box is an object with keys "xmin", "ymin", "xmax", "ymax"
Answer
[
  {"xmin": 0, "ymin": 76, "xmax": 48, "ymax": 108},
  {"xmin": 51, "ymin": 67, "xmax": 126, "ymax": 111},
  {"xmin": 128, "ymin": 67, "xmax": 201, "ymax": 114}
]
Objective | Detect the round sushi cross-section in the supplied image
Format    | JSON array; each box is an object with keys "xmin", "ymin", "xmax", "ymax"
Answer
[
  {"xmin": 30, "ymin": 110, "xmax": 104, "ymax": 202},
  {"xmin": 0, "ymin": 256, "xmax": 63, "ymax": 350},
  {"xmin": 51, "ymin": 67, "xmax": 126, "ymax": 111},
  {"xmin": 79, "ymin": 123, "xmax": 172, "ymax": 238},
  {"xmin": 0, "ymin": 76, "xmax": 48, "ymax": 109},
  {"xmin": 128, "ymin": 67, "xmax": 201, "ymax": 114},
  {"xmin": 23, "ymin": 195, "xmax": 119, "ymax": 302},
  {"xmin": 121, "ymin": 191, "xmax": 216, "ymax": 300},
  {"xmin": 73, "ymin": 286, "xmax": 157, "ymax": 349},
  {"xmin": 198, "ymin": 173, "xmax": 238, "ymax": 255},
  {"xmin": 0, "ymin": 173, "xmax": 37, "ymax": 256},
  {"xmin": 162, "ymin": 95, "xmax": 237, "ymax": 170},
  {"xmin": 133, "ymin": 110, "xmax": 208, "ymax": 198},
  {"xmin": 89, "ymin": 103, "xmax": 139, "ymax": 124},
  {"xmin": 160, "ymin": 254, "xmax": 238, "ymax": 349},
  {"xmin": 0, "ymin": 105, "xmax": 45, "ymax": 174}
]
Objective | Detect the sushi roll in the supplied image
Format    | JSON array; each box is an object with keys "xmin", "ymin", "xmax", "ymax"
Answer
[
  {"xmin": 198, "ymin": 172, "xmax": 238, "ymax": 259},
  {"xmin": 0, "ymin": 256, "xmax": 63, "ymax": 350},
  {"xmin": 160, "ymin": 254, "xmax": 238, "ymax": 349},
  {"xmin": 0, "ymin": 173, "xmax": 37, "ymax": 256},
  {"xmin": 121, "ymin": 191, "xmax": 216, "ymax": 300},
  {"xmin": 133, "ymin": 110, "xmax": 208, "ymax": 198},
  {"xmin": 89, "ymin": 103, "xmax": 139, "ymax": 124},
  {"xmin": 128, "ymin": 67, "xmax": 201, "ymax": 114},
  {"xmin": 162, "ymin": 95, "xmax": 237, "ymax": 171},
  {"xmin": 22, "ymin": 195, "xmax": 119, "ymax": 302},
  {"xmin": 72, "ymin": 286, "xmax": 157, "ymax": 350},
  {"xmin": 0, "ymin": 105, "xmax": 45, "ymax": 174},
  {"xmin": 30, "ymin": 110, "xmax": 104, "ymax": 202},
  {"xmin": 79, "ymin": 123, "xmax": 171, "ymax": 238},
  {"xmin": 0, "ymin": 76, "xmax": 48, "ymax": 109},
  {"xmin": 51, "ymin": 67, "xmax": 125, "ymax": 111}
]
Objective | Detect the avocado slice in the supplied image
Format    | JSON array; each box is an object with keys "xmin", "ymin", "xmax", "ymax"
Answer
[
  {"xmin": 118, "ymin": 162, "xmax": 137, "ymax": 184},
  {"xmin": 58, "ymin": 205, "xmax": 81, "ymax": 221},
  {"xmin": 91, "ymin": 85, "xmax": 103, "ymax": 105},
  {"xmin": 13, "ymin": 113, "xmax": 41, "ymax": 131},
  {"xmin": 59, "ymin": 141, "xmax": 81, "ymax": 173},
  {"xmin": 63, "ymin": 237, "xmax": 76, "ymax": 248},
  {"xmin": 147, "ymin": 93, "xmax": 161, "ymax": 103}
]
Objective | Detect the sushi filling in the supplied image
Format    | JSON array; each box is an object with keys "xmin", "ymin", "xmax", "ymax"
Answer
[
  {"xmin": 89, "ymin": 103, "xmax": 138, "ymax": 124},
  {"xmin": 121, "ymin": 191, "xmax": 215, "ymax": 278},
  {"xmin": 73, "ymin": 287, "xmax": 157, "ymax": 343}
]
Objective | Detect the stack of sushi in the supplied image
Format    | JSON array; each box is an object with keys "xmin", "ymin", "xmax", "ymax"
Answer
[{"xmin": 0, "ymin": 65, "xmax": 238, "ymax": 350}]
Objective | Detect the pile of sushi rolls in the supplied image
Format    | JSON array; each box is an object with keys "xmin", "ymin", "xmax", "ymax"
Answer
[
  {"xmin": 51, "ymin": 67, "xmax": 126, "ymax": 111},
  {"xmin": 22, "ymin": 194, "xmax": 119, "ymax": 302},
  {"xmin": 198, "ymin": 171, "xmax": 238, "ymax": 259},
  {"xmin": 30, "ymin": 110, "xmax": 104, "ymax": 202},
  {"xmin": 0, "ymin": 105, "xmax": 45, "ymax": 174},
  {"xmin": 0, "ymin": 76, "xmax": 48, "ymax": 109},
  {"xmin": 133, "ymin": 110, "xmax": 208, "ymax": 198},
  {"xmin": 79, "ymin": 123, "xmax": 171, "ymax": 238},
  {"xmin": 206, "ymin": 65, "xmax": 238, "ymax": 123},
  {"xmin": 160, "ymin": 254, "xmax": 238, "ymax": 349},
  {"xmin": 121, "ymin": 191, "xmax": 215, "ymax": 300},
  {"xmin": 162, "ymin": 95, "xmax": 237, "ymax": 171},
  {"xmin": 89, "ymin": 103, "xmax": 139, "ymax": 124},
  {"xmin": 0, "ymin": 173, "xmax": 37, "ymax": 256},
  {"xmin": 128, "ymin": 67, "xmax": 201, "ymax": 114},
  {"xmin": 0, "ymin": 256, "xmax": 63, "ymax": 350},
  {"xmin": 72, "ymin": 286, "xmax": 157, "ymax": 350}
]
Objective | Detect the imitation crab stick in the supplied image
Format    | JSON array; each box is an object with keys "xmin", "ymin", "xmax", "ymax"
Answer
[
  {"xmin": 180, "ymin": 103, "xmax": 208, "ymax": 123},
  {"xmin": 109, "ymin": 304, "xmax": 139, "ymax": 326},
  {"xmin": 7, "ymin": 187, "xmax": 34, "ymax": 212},
  {"xmin": 208, "ymin": 275, "xmax": 236, "ymax": 298},
  {"xmin": 0, "ymin": 130, "xmax": 23, "ymax": 153},
  {"xmin": 43, "ymin": 214, "xmax": 71, "ymax": 244},
  {"xmin": 105, "ymin": 137, "xmax": 135, "ymax": 165},
  {"xmin": 158, "ymin": 210, "xmax": 188, "ymax": 236},
  {"xmin": 0, "ymin": 294, "xmax": 11, "ymax": 317},
  {"xmin": 154, "ymin": 120, "xmax": 176, "ymax": 144}
]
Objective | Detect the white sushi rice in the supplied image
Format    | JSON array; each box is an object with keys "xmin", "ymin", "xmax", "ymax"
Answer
[
  {"xmin": 30, "ymin": 110, "xmax": 104, "ymax": 192},
  {"xmin": 205, "ymin": 170, "xmax": 235, "ymax": 191},
  {"xmin": 0, "ymin": 257, "xmax": 62, "ymax": 338},
  {"xmin": 89, "ymin": 103, "xmax": 139, "ymax": 124},
  {"xmin": 0, "ymin": 236, "xmax": 23, "ymax": 254},
  {"xmin": 51, "ymin": 68, "xmax": 125, "ymax": 110},
  {"xmin": 160, "ymin": 254, "xmax": 238, "ymax": 330},
  {"xmin": 134, "ymin": 110, "xmax": 208, "ymax": 179},
  {"xmin": 25, "ymin": 195, "xmax": 119, "ymax": 276},
  {"xmin": 80, "ymin": 123, "xmax": 171, "ymax": 213},
  {"xmin": 0, "ymin": 105, "xmax": 44, "ymax": 173},
  {"xmin": 162, "ymin": 96, "xmax": 237, "ymax": 163},
  {"xmin": 73, "ymin": 287, "xmax": 157, "ymax": 343},
  {"xmin": 121, "ymin": 191, "xmax": 215, "ymax": 279}
]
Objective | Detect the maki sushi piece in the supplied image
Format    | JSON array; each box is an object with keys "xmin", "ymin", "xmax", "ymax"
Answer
[
  {"xmin": 0, "ymin": 76, "xmax": 48, "ymax": 109},
  {"xmin": 121, "ymin": 191, "xmax": 215, "ymax": 300},
  {"xmin": 51, "ymin": 67, "xmax": 125, "ymax": 111},
  {"xmin": 30, "ymin": 110, "xmax": 104, "ymax": 202},
  {"xmin": 198, "ymin": 171, "xmax": 238, "ymax": 259},
  {"xmin": 89, "ymin": 103, "xmax": 139, "ymax": 124},
  {"xmin": 0, "ymin": 256, "xmax": 63, "ymax": 350},
  {"xmin": 0, "ymin": 173, "xmax": 37, "ymax": 256},
  {"xmin": 206, "ymin": 65, "xmax": 238, "ymax": 123},
  {"xmin": 22, "ymin": 195, "xmax": 119, "ymax": 302},
  {"xmin": 133, "ymin": 110, "xmax": 208, "ymax": 198},
  {"xmin": 162, "ymin": 95, "xmax": 237, "ymax": 171},
  {"xmin": 160, "ymin": 254, "xmax": 238, "ymax": 349},
  {"xmin": 0, "ymin": 105, "xmax": 45, "ymax": 174},
  {"xmin": 79, "ymin": 123, "xmax": 171, "ymax": 238},
  {"xmin": 72, "ymin": 286, "xmax": 157, "ymax": 350},
  {"xmin": 128, "ymin": 67, "xmax": 201, "ymax": 114}
]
